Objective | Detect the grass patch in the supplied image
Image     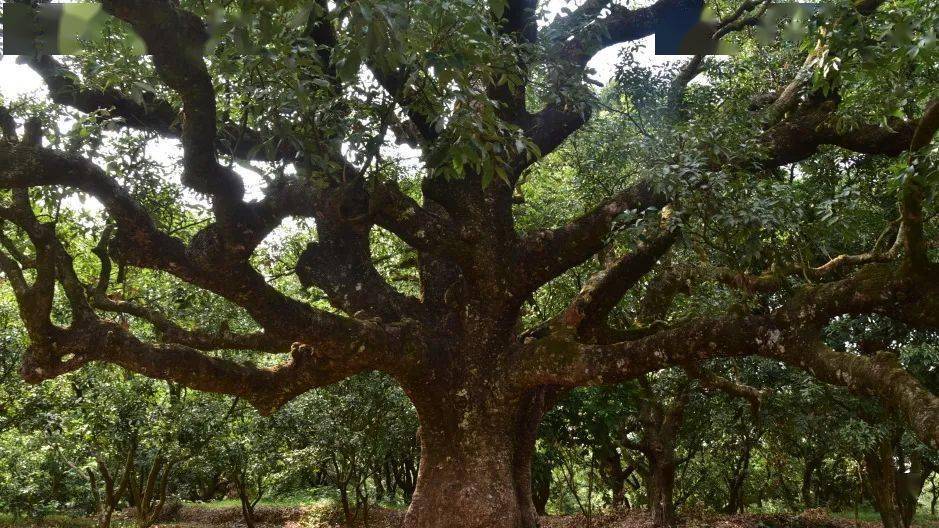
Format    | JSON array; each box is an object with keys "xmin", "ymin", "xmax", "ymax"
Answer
[
  {"xmin": 183, "ymin": 488, "xmax": 338, "ymax": 510},
  {"xmin": 830, "ymin": 508, "xmax": 939, "ymax": 524}
]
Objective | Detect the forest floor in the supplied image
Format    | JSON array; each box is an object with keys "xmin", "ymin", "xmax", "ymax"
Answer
[
  {"xmin": 151, "ymin": 503, "xmax": 939, "ymax": 528},
  {"xmin": 4, "ymin": 504, "xmax": 939, "ymax": 528}
]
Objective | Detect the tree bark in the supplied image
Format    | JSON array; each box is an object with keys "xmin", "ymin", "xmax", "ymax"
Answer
[
  {"xmin": 531, "ymin": 451, "xmax": 552, "ymax": 516},
  {"xmin": 863, "ymin": 436, "xmax": 905, "ymax": 528},
  {"xmin": 801, "ymin": 455, "xmax": 822, "ymax": 508},
  {"xmin": 402, "ymin": 387, "xmax": 546, "ymax": 528},
  {"xmin": 234, "ymin": 475, "xmax": 256, "ymax": 528},
  {"xmin": 632, "ymin": 385, "xmax": 687, "ymax": 527},
  {"xmin": 897, "ymin": 453, "xmax": 931, "ymax": 528},
  {"xmin": 98, "ymin": 508, "xmax": 115, "ymax": 528},
  {"xmin": 646, "ymin": 451, "xmax": 678, "ymax": 527},
  {"xmin": 726, "ymin": 436, "xmax": 754, "ymax": 514}
]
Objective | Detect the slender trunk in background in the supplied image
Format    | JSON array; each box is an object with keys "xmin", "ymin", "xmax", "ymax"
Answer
[
  {"xmin": 802, "ymin": 455, "xmax": 822, "ymax": 509},
  {"xmin": 863, "ymin": 437, "xmax": 905, "ymax": 528}
]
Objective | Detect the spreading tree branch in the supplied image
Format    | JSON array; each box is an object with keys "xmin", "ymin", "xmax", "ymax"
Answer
[
  {"xmin": 558, "ymin": 225, "xmax": 679, "ymax": 337},
  {"xmin": 518, "ymin": 261, "xmax": 939, "ymax": 448},
  {"xmin": 900, "ymin": 99, "xmax": 939, "ymax": 273},
  {"xmin": 100, "ymin": 0, "xmax": 244, "ymax": 202},
  {"xmin": 519, "ymin": 179, "xmax": 668, "ymax": 291}
]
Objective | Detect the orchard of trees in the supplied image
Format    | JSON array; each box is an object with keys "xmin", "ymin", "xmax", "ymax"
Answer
[{"xmin": 0, "ymin": 0, "xmax": 937, "ymax": 527}]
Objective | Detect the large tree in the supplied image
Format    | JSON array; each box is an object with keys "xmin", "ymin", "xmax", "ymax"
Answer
[{"xmin": 1, "ymin": 0, "xmax": 938, "ymax": 527}]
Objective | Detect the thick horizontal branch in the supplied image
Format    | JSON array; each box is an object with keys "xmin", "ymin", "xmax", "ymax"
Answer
[
  {"xmin": 0, "ymin": 139, "xmax": 190, "ymax": 266},
  {"xmin": 0, "ymin": 140, "xmax": 395, "ymax": 359},
  {"xmin": 559, "ymin": 226, "xmax": 679, "ymax": 336},
  {"xmin": 518, "ymin": 179, "xmax": 668, "ymax": 291},
  {"xmin": 28, "ymin": 56, "xmax": 176, "ymax": 134},
  {"xmin": 91, "ymin": 228, "xmax": 217, "ymax": 344},
  {"xmin": 369, "ymin": 181, "xmax": 468, "ymax": 262},
  {"xmin": 517, "ymin": 261, "xmax": 939, "ymax": 447},
  {"xmin": 757, "ymin": 100, "xmax": 920, "ymax": 169},
  {"xmin": 554, "ymin": 0, "xmax": 701, "ymax": 68},
  {"xmin": 0, "ymin": 125, "xmax": 409, "ymax": 330},
  {"xmin": 89, "ymin": 292, "xmax": 288, "ymax": 353},
  {"xmin": 28, "ymin": 56, "xmax": 299, "ymax": 164},
  {"xmin": 5, "ymin": 208, "xmax": 403, "ymax": 414},
  {"xmin": 20, "ymin": 321, "xmax": 378, "ymax": 415},
  {"xmin": 520, "ymin": 98, "xmax": 929, "ymax": 302},
  {"xmin": 794, "ymin": 344, "xmax": 939, "ymax": 450}
]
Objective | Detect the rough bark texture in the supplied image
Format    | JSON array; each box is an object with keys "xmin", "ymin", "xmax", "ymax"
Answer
[
  {"xmin": 863, "ymin": 435, "xmax": 905, "ymax": 528},
  {"xmin": 402, "ymin": 381, "xmax": 545, "ymax": 528},
  {"xmin": 647, "ymin": 451, "xmax": 679, "ymax": 527},
  {"xmin": 627, "ymin": 386, "xmax": 688, "ymax": 528}
]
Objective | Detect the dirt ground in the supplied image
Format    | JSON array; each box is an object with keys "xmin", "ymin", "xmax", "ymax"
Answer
[
  {"xmin": 144, "ymin": 505, "xmax": 939, "ymax": 528},
  {"xmin": 539, "ymin": 509, "xmax": 938, "ymax": 528}
]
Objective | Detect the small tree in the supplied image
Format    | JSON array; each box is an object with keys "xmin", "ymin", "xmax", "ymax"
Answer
[
  {"xmin": 216, "ymin": 402, "xmax": 285, "ymax": 528},
  {"xmin": 274, "ymin": 373, "xmax": 417, "ymax": 521}
]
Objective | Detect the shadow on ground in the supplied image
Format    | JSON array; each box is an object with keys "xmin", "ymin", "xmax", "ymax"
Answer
[
  {"xmin": 147, "ymin": 505, "xmax": 939, "ymax": 528},
  {"xmin": 5, "ymin": 506, "xmax": 938, "ymax": 528}
]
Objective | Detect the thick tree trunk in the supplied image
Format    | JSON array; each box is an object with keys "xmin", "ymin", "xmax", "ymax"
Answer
[
  {"xmin": 634, "ymin": 386, "xmax": 687, "ymax": 528},
  {"xmin": 235, "ymin": 476, "xmax": 256, "ymax": 528},
  {"xmin": 611, "ymin": 476, "xmax": 626, "ymax": 510},
  {"xmin": 97, "ymin": 508, "xmax": 115, "ymax": 528},
  {"xmin": 646, "ymin": 452, "xmax": 678, "ymax": 527},
  {"xmin": 896, "ymin": 454, "xmax": 930, "ymax": 528},
  {"xmin": 401, "ymin": 387, "xmax": 546, "ymax": 528}
]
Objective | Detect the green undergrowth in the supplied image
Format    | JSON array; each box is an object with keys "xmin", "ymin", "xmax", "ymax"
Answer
[
  {"xmin": 0, "ymin": 513, "xmax": 97, "ymax": 528},
  {"xmin": 828, "ymin": 508, "xmax": 939, "ymax": 524}
]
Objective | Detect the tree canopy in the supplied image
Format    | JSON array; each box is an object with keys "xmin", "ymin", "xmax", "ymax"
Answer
[{"xmin": 0, "ymin": 0, "xmax": 937, "ymax": 527}]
